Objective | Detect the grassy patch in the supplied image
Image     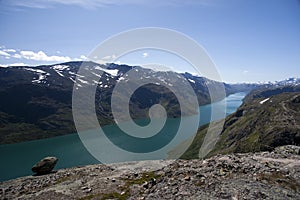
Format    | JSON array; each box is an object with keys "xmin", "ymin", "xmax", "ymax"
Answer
[
  {"xmin": 79, "ymin": 171, "xmax": 161, "ymax": 200},
  {"xmin": 78, "ymin": 194, "xmax": 99, "ymax": 200},
  {"xmin": 180, "ymin": 124, "xmax": 208, "ymax": 160},
  {"xmin": 100, "ymin": 191, "xmax": 129, "ymax": 200},
  {"xmin": 78, "ymin": 191, "xmax": 129, "ymax": 200},
  {"xmin": 78, "ymin": 190, "xmax": 129, "ymax": 200},
  {"xmin": 123, "ymin": 171, "xmax": 161, "ymax": 186}
]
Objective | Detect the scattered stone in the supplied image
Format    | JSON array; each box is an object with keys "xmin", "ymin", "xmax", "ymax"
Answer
[
  {"xmin": 150, "ymin": 178, "xmax": 156, "ymax": 185},
  {"xmin": 31, "ymin": 157, "xmax": 58, "ymax": 175},
  {"xmin": 85, "ymin": 188, "xmax": 92, "ymax": 193},
  {"xmin": 81, "ymin": 186, "xmax": 89, "ymax": 190},
  {"xmin": 219, "ymin": 168, "xmax": 226, "ymax": 176},
  {"xmin": 142, "ymin": 182, "xmax": 149, "ymax": 189}
]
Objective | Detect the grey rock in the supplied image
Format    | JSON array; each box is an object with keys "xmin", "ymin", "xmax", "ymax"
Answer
[
  {"xmin": 32, "ymin": 156, "xmax": 58, "ymax": 175},
  {"xmin": 142, "ymin": 182, "xmax": 149, "ymax": 189},
  {"xmin": 184, "ymin": 176, "xmax": 191, "ymax": 181},
  {"xmin": 150, "ymin": 178, "xmax": 156, "ymax": 185}
]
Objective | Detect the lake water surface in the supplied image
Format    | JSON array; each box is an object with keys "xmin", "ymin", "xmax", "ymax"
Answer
[{"xmin": 0, "ymin": 92, "xmax": 245, "ymax": 181}]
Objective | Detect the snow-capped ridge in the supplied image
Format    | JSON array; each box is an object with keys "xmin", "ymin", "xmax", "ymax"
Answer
[{"xmin": 258, "ymin": 77, "xmax": 300, "ymax": 87}]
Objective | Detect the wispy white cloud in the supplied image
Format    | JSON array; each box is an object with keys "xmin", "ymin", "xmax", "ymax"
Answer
[
  {"xmin": 95, "ymin": 54, "xmax": 117, "ymax": 64},
  {"xmin": 73, "ymin": 55, "xmax": 88, "ymax": 61},
  {"xmin": 12, "ymin": 54, "xmax": 22, "ymax": 59},
  {"xmin": 19, "ymin": 50, "xmax": 71, "ymax": 62},
  {"xmin": 6, "ymin": 0, "xmax": 214, "ymax": 9},
  {"xmin": 3, "ymin": 49, "xmax": 17, "ymax": 53},
  {"xmin": 0, "ymin": 50, "xmax": 10, "ymax": 57},
  {"xmin": 0, "ymin": 46, "xmax": 85, "ymax": 66},
  {"xmin": 80, "ymin": 55, "xmax": 88, "ymax": 60}
]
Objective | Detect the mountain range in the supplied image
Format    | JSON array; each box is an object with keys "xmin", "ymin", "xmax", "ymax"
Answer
[{"xmin": 0, "ymin": 61, "xmax": 256, "ymax": 144}]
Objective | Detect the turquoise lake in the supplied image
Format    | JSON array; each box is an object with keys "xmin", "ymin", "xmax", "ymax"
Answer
[{"xmin": 0, "ymin": 92, "xmax": 245, "ymax": 181}]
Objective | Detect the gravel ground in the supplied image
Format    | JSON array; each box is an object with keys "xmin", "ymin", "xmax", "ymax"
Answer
[{"xmin": 1, "ymin": 145, "xmax": 299, "ymax": 200}]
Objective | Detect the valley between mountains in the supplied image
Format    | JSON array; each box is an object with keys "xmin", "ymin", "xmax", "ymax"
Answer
[
  {"xmin": 0, "ymin": 61, "xmax": 255, "ymax": 144},
  {"xmin": 1, "ymin": 62, "xmax": 300, "ymax": 199}
]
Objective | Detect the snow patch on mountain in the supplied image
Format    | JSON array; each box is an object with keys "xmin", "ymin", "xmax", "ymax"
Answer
[
  {"xmin": 23, "ymin": 68, "xmax": 50, "ymax": 83},
  {"xmin": 117, "ymin": 77, "xmax": 126, "ymax": 82},
  {"xmin": 52, "ymin": 65, "xmax": 70, "ymax": 71},
  {"xmin": 258, "ymin": 77, "xmax": 300, "ymax": 87},
  {"xmin": 91, "ymin": 72, "xmax": 102, "ymax": 78},
  {"xmin": 259, "ymin": 98, "xmax": 270, "ymax": 104},
  {"xmin": 51, "ymin": 65, "xmax": 71, "ymax": 77},
  {"xmin": 69, "ymin": 77, "xmax": 75, "ymax": 83},
  {"xmin": 69, "ymin": 71, "xmax": 85, "ymax": 78},
  {"xmin": 54, "ymin": 70, "xmax": 64, "ymax": 77},
  {"xmin": 77, "ymin": 78, "xmax": 89, "ymax": 84},
  {"xmin": 95, "ymin": 66, "xmax": 118, "ymax": 76},
  {"xmin": 32, "ymin": 74, "xmax": 47, "ymax": 83},
  {"xmin": 24, "ymin": 68, "xmax": 47, "ymax": 74},
  {"xmin": 188, "ymin": 79, "xmax": 195, "ymax": 83}
]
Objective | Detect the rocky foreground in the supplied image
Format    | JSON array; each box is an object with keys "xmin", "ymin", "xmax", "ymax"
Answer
[{"xmin": 1, "ymin": 145, "xmax": 300, "ymax": 200}]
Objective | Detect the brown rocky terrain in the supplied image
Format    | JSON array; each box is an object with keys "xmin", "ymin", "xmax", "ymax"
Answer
[{"xmin": 1, "ymin": 145, "xmax": 299, "ymax": 199}]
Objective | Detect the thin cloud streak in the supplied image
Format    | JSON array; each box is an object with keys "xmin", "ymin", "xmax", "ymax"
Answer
[
  {"xmin": 5, "ymin": 0, "xmax": 215, "ymax": 9},
  {"xmin": 0, "ymin": 63, "xmax": 27, "ymax": 68}
]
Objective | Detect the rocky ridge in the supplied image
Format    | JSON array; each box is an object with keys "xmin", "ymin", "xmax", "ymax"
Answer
[{"xmin": 1, "ymin": 145, "xmax": 299, "ymax": 199}]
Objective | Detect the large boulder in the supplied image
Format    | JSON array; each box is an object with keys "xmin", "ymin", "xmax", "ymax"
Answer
[{"xmin": 32, "ymin": 156, "xmax": 58, "ymax": 175}]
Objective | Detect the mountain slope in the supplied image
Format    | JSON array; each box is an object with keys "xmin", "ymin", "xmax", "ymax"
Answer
[{"xmin": 182, "ymin": 86, "xmax": 300, "ymax": 159}]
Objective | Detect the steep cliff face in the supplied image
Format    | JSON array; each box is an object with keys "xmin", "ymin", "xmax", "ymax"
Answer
[{"xmin": 1, "ymin": 145, "xmax": 299, "ymax": 199}]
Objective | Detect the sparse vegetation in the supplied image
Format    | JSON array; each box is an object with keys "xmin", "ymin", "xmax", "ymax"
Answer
[
  {"xmin": 123, "ymin": 171, "xmax": 161, "ymax": 186},
  {"xmin": 182, "ymin": 89, "xmax": 300, "ymax": 159}
]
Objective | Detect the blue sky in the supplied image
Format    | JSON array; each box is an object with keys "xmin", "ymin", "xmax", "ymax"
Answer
[{"xmin": 0, "ymin": 0, "xmax": 299, "ymax": 83}]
